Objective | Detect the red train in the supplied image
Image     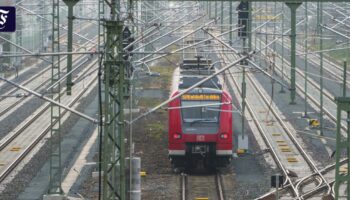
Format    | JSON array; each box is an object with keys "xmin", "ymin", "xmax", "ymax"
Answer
[{"xmin": 168, "ymin": 58, "xmax": 233, "ymax": 169}]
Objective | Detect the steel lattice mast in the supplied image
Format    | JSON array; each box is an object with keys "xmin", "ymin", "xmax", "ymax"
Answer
[
  {"xmin": 101, "ymin": 0, "xmax": 131, "ymax": 199},
  {"xmin": 95, "ymin": 1, "xmax": 348, "ymax": 199},
  {"xmin": 48, "ymin": 0, "xmax": 62, "ymax": 194}
]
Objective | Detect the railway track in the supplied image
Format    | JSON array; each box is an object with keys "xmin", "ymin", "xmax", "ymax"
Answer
[
  {"xmin": 216, "ymin": 43, "xmax": 333, "ymax": 199},
  {"xmin": 0, "ymin": 35, "xmax": 98, "ymax": 120},
  {"xmin": 294, "ymin": 39, "xmax": 350, "ymax": 89},
  {"xmin": 0, "ymin": 21, "xmax": 95, "ymax": 92},
  {"xmin": 0, "ymin": 55, "xmax": 92, "ymax": 120},
  {"xmin": 0, "ymin": 59, "xmax": 98, "ymax": 183},
  {"xmin": 181, "ymin": 171, "xmax": 224, "ymax": 200},
  {"xmin": 256, "ymin": 37, "xmax": 349, "ymax": 133}
]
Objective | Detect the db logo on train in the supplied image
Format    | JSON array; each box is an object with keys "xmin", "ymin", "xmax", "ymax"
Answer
[{"xmin": 196, "ymin": 135, "xmax": 205, "ymax": 142}]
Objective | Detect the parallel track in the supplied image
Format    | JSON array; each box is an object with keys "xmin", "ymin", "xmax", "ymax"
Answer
[
  {"xmin": 0, "ymin": 21, "xmax": 94, "ymax": 93},
  {"xmin": 0, "ymin": 35, "xmax": 97, "ymax": 120},
  {"xmin": 0, "ymin": 60, "xmax": 98, "ymax": 183},
  {"xmin": 218, "ymin": 47, "xmax": 332, "ymax": 199},
  {"xmin": 257, "ymin": 37, "xmax": 348, "ymax": 133},
  {"xmin": 0, "ymin": 56, "xmax": 91, "ymax": 118},
  {"xmin": 181, "ymin": 172, "xmax": 224, "ymax": 200}
]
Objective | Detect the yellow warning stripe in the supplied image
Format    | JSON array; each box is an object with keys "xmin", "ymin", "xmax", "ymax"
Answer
[
  {"xmin": 287, "ymin": 157, "xmax": 298, "ymax": 163},
  {"xmin": 140, "ymin": 171, "xmax": 147, "ymax": 177},
  {"xmin": 10, "ymin": 147, "xmax": 21, "ymax": 152},
  {"xmin": 280, "ymin": 147, "xmax": 291, "ymax": 152},
  {"xmin": 340, "ymin": 166, "xmax": 348, "ymax": 174}
]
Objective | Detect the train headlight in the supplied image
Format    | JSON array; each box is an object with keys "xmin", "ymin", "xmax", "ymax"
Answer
[
  {"xmin": 173, "ymin": 133, "xmax": 182, "ymax": 139},
  {"xmin": 220, "ymin": 133, "xmax": 228, "ymax": 139}
]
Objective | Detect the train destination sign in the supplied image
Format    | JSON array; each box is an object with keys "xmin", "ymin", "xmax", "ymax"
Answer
[{"xmin": 181, "ymin": 94, "xmax": 221, "ymax": 101}]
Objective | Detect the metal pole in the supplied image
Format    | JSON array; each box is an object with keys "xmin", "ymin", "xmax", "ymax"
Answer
[
  {"xmin": 129, "ymin": 85, "xmax": 133, "ymax": 199},
  {"xmin": 0, "ymin": 76, "xmax": 98, "ymax": 123},
  {"xmin": 276, "ymin": 176, "xmax": 279, "ymax": 200},
  {"xmin": 344, "ymin": 61, "xmax": 347, "ymax": 97},
  {"xmin": 334, "ymin": 97, "xmax": 350, "ymax": 199},
  {"xmin": 265, "ymin": 2, "xmax": 268, "ymax": 58},
  {"xmin": 215, "ymin": 1, "xmax": 217, "ymax": 19},
  {"xmin": 303, "ymin": 2, "xmax": 308, "ymax": 118},
  {"xmin": 48, "ymin": 0, "xmax": 62, "ymax": 195},
  {"xmin": 286, "ymin": 2, "xmax": 301, "ymax": 105},
  {"xmin": 98, "ymin": 0, "xmax": 105, "ymax": 199},
  {"xmin": 229, "ymin": 1, "xmax": 233, "ymax": 45},
  {"xmin": 242, "ymin": 37, "xmax": 247, "ymax": 141},
  {"xmin": 63, "ymin": 0, "xmax": 80, "ymax": 95},
  {"xmin": 16, "ymin": 0, "xmax": 22, "ymax": 68},
  {"xmin": 101, "ymin": 3, "xmax": 129, "ymax": 199},
  {"xmin": 248, "ymin": 2, "xmax": 252, "ymax": 51},
  {"xmin": 209, "ymin": 1, "xmax": 211, "ymax": 18},
  {"xmin": 221, "ymin": 1, "xmax": 224, "ymax": 33},
  {"xmin": 136, "ymin": 19, "xmax": 217, "ymax": 63},
  {"xmin": 317, "ymin": 2, "xmax": 324, "ymax": 135},
  {"xmin": 280, "ymin": 4, "xmax": 285, "ymax": 93}
]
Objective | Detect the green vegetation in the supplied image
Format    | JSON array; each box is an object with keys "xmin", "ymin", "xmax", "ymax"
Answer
[
  {"xmin": 135, "ymin": 44, "xmax": 180, "ymax": 108},
  {"xmin": 137, "ymin": 97, "xmax": 163, "ymax": 108},
  {"xmin": 146, "ymin": 121, "xmax": 165, "ymax": 140},
  {"xmin": 147, "ymin": 65, "xmax": 174, "ymax": 89},
  {"xmin": 309, "ymin": 39, "xmax": 350, "ymax": 66}
]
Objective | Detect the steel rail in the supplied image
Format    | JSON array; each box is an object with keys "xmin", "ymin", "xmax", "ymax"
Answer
[
  {"xmin": 204, "ymin": 30, "xmax": 290, "ymax": 89},
  {"xmin": 0, "ymin": 31, "xmax": 98, "ymax": 103},
  {"xmin": 0, "ymin": 36, "xmax": 98, "ymax": 119},
  {"xmin": 0, "ymin": 74, "xmax": 98, "ymax": 183},
  {"xmin": 253, "ymin": 21, "xmax": 349, "ymax": 129},
  {"xmin": 0, "ymin": 69, "xmax": 98, "ymax": 125},
  {"xmin": 221, "ymin": 52, "xmax": 301, "ymax": 198},
  {"xmin": 256, "ymin": 159, "xmax": 347, "ymax": 199},
  {"xmin": 246, "ymin": 66, "xmax": 331, "ymax": 196},
  {"xmin": 0, "ymin": 57, "xmax": 91, "ymax": 118},
  {"xmin": 0, "ymin": 35, "xmax": 52, "ymax": 64},
  {"xmin": 127, "ymin": 4, "xmax": 198, "ymax": 51},
  {"xmin": 243, "ymin": 40, "xmax": 335, "ymax": 197},
  {"xmin": 130, "ymin": 23, "xmax": 283, "ymax": 124},
  {"xmin": 182, "ymin": 173, "xmax": 225, "ymax": 200},
  {"xmin": 17, "ymin": 5, "xmax": 97, "ymax": 44},
  {"xmin": 133, "ymin": 15, "xmax": 203, "ymax": 52},
  {"xmin": 280, "ymin": 36, "xmax": 350, "ymax": 87},
  {"xmin": 181, "ymin": 174, "xmax": 186, "ymax": 200},
  {"xmin": 216, "ymin": 172, "xmax": 225, "ymax": 200},
  {"xmin": 0, "ymin": 59, "xmax": 98, "ymax": 152},
  {"xmin": 216, "ymin": 34, "xmax": 331, "ymax": 197},
  {"xmin": 136, "ymin": 18, "xmax": 218, "ymax": 63},
  {"xmin": 262, "ymin": 43, "xmax": 349, "ymax": 132},
  {"xmin": 134, "ymin": 27, "xmax": 243, "ymax": 67}
]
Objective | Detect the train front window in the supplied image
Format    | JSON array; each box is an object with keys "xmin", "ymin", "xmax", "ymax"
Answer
[{"xmin": 181, "ymin": 101, "xmax": 220, "ymax": 134}]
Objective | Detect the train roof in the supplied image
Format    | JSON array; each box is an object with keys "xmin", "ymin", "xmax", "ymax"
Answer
[
  {"xmin": 175, "ymin": 57, "xmax": 223, "ymax": 91},
  {"xmin": 185, "ymin": 87, "xmax": 222, "ymax": 94},
  {"xmin": 180, "ymin": 58, "xmax": 214, "ymax": 75},
  {"xmin": 179, "ymin": 76, "xmax": 222, "ymax": 89}
]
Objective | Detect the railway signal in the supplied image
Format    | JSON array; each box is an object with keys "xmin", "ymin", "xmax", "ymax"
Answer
[
  {"xmin": 237, "ymin": 1, "xmax": 249, "ymax": 38},
  {"xmin": 271, "ymin": 174, "xmax": 284, "ymax": 200},
  {"xmin": 122, "ymin": 26, "xmax": 134, "ymax": 61}
]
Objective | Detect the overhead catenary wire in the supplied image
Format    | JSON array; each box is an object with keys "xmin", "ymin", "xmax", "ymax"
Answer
[
  {"xmin": 127, "ymin": 29, "xmax": 286, "ymax": 125},
  {"xmin": 0, "ymin": 76, "xmax": 99, "ymax": 124},
  {"xmin": 166, "ymin": 102, "xmax": 231, "ymax": 110}
]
